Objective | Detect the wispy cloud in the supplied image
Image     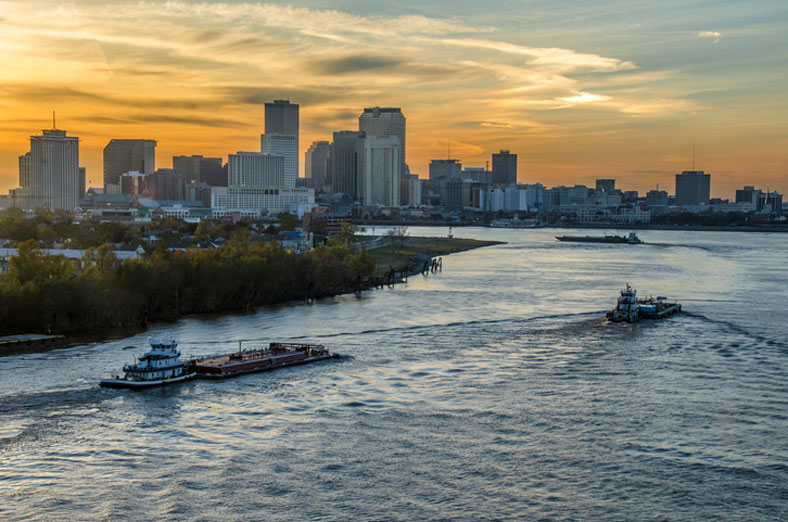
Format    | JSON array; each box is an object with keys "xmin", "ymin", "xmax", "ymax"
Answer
[{"xmin": 697, "ymin": 30, "xmax": 722, "ymax": 43}]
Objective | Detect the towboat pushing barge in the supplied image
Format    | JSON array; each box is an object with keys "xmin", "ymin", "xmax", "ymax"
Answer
[
  {"xmin": 189, "ymin": 342, "xmax": 337, "ymax": 379},
  {"xmin": 101, "ymin": 340, "xmax": 338, "ymax": 389},
  {"xmin": 607, "ymin": 284, "xmax": 682, "ymax": 323}
]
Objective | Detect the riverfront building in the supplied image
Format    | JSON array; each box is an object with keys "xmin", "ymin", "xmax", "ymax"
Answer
[
  {"xmin": 492, "ymin": 150, "xmax": 517, "ymax": 185},
  {"xmin": 29, "ymin": 128, "xmax": 80, "ymax": 211},
  {"xmin": 675, "ymin": 170, "xmax": 710, "ymax": 206},
  {"xmin": 429, "ymin": 159, "xmax": 462, "ymax": 180}
]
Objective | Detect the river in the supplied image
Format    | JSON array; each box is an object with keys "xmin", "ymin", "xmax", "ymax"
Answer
[{"xmin": 1, "ymin": 227, "xmax": 786, "ymax": 520}]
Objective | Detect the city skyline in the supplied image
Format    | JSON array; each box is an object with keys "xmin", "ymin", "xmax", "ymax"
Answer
[{"xmin": 0, "ymin": 1, "xmax": 786, "ymax": 197}]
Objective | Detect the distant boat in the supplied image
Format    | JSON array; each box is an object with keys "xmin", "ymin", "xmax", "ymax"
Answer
[{"xmin": 556, "ymin": 232, "xmax": 642, "ymax": 244}]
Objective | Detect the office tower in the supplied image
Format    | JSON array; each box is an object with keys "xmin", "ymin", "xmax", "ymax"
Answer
[
  {"xmin": 265, "ymin": 99, "xmax": 299, "ymax": 175},
  {"xmin": 29, "ymin": 128, "xmax": 80, "ymax": 211},
  {"xmin": 596, "ymin": 179, "xmax": 615, "ymax": 192},
  {"xmin": 261, "ymin": 134, "xmax": 297, "ymax": 188},
  {"xmin": 18, "ymin": 152, "xmax": 31, "ymax": 188},
  {"xmin": 305, "ymin": 141, "xmax": 331, "ymax": 193},
  {"xmin": 360, "ymin": 136, "xmax": 400, "ymax": 207},
  {"xmin": 675, "ymin": 170, "xmax": 710, "ymax": 206},
  {"xmin": 173, "ymin": 155, "xmax": 226, "ymax": 186},
  {"xmin": 492, "ymin": 150, "xmax": 517, "ymax": 185},
  {"xmin": 144, "ymin": 169, "xmax": 186, "ymax": 201},
  {"xmin": 103, "ymin": 139, "xmax": 156, "ymax": 186},
  {"xmin": 331, "ymin": 131, "xmax": 365, "ymax": 199},
  {"xmin": 79, "ymin": 167, "xmax": 86, "ymax": 199},
  {"xmin": 429, "ymin": 159, "xmax": 462, "ymax": 180},
  {"xmin": 359, "ymin": 107, "xmax": 406, "ymax": 174},
  {"xmin": 228, "ymin": 152, "xmax": 285, "ymax": 187}
]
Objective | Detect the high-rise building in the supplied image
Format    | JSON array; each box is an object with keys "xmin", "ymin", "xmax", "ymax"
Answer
[
  {"xmin": 103, "ymin": 139, "xmax": 156, "ymax": 186},
  {"xmin": 596, "ymin": 179, "xmax": 615, "ymax": 192},
  {"xmin": 29, "ymin": 128, "xmax": 80, "ymax": 210},
  {"xmin": 429, "ymin": 159, "xmax": 462, "ymax": 180},
  {"xmin": 261, "ymin": 134, "xmax": 297, "ymax": 188},
  {"xmin": 359, "ymin": 107, "xmax": 406, "ymax": 174},
  {"xmin": 331, "ymin": 130, "xmax": 365, "ymax": 199},
  {"xmin": 173, "ymin": 155, "xmax": 226, "ymax": 186},
  {"xmin": 646, "ymin": 189, "xmax": 669, "ymax": 215},
  {"xmin": 18, "ymin": 152, "xmax": 31, "ymax": 188},
  {"xmin": 228, "ymin": 152, "xmax": 285, "ymax": 187},
  {"xmin": 265, "ymin": 100, "xmax": 299, "ymax": 175},
  {"xmin": 675, "ymin": 170, "xmax": 710, "ymax": 206},
  {"xmin": 305, "ymin": 141, "xmax": 331, "ymax": 193},
  {"xmin": 144, "ymin": 169, "xmax": 186, "ymax": 201},
  {"xmin": 360, "ymin": 136, "xmax": 401, "ymax": 207},
  {"xmin": 492, "ymin": 150, "xmax": 517, "ymax": 185}
]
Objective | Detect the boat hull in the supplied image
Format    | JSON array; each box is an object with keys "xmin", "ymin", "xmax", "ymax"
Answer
[{"xmin": 100, "ymin": 372, "xmax": 197, "ymax": 389}]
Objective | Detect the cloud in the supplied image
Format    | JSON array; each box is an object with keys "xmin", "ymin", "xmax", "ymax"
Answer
[
  {"xmin": 562, "ymin": 92, "xmax": 612, "ymax": 104},
  {"xmin": 315, "ymin": 55, "xmax": 404, "ymax": 75},
  {"xmin": 697, "ymin": 31, "xmax": 722, "ymax": 43}
]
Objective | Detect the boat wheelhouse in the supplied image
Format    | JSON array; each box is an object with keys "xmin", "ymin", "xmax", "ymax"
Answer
[
  {"xmin": 100, "ymin": 337, "xmax": 196, "ymax": 389},
  {"xmin": 607, "ymin": 284, "xmax": 640, "ymax": 323}
]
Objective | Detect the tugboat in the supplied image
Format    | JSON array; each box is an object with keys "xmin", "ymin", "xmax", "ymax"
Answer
[
  {"xmin": 556, "ymin": 232, "xmax": 642, "ymax": 244},
  {"xmin": 606, "ymin": 285, "xmax": 682, "ymax": 323},
  {"xmin": 100, "ymin": 337, "xmax": 197, "ymax": 389},
  {"xmin": 607, "ymin": 284, "xmax": 640, "ymax": 322}
]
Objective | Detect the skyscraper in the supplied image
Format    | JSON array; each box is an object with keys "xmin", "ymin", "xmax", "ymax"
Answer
[
  {"xmin": 492, "ymin": 150, "xmax": 517, "ymax": 185},
  {"xmin": 331, "ymin": 130, "xmax": 365, "ymax": 199},
  {"xmin": 173, "ymin": 155, "xmax": 226, "ymax": 186},
  {"xmin": 360, "ymin": 136, "xmax": 401, "ymax": 207},
  {"xmin": 359, "ymin": 107, "xmax": 406, "ymax": 174},
  {"xmin": 261, "ymin": 134, "xmax": 297, "ymax": 188},
  {"xmin": 228, "ymin": 152, "xmax": 285, "ymax": 187},
  {"xmin": 429, "ymin": 159, "xmax": 462, "ymax": 180},
  {"xmin": 675, "ymin": 170, "xmax": 710, "ymax": 206},
  {"xmin": 30, "ymin": 128, "xmax": 80, "ymax": 210},
  {"xmin": 18, "ymin": 152, "xmax": 31, "ymax": 188},
  {"xmin": 596, "ymin": 179, "xmax": 615, "ymax": 192},
  {"xmin": 103, "ymin": 139, "xmax": 156, "ymax": 186},
  {"xmin": 305, "ymin": 141, "xmax": 331, "ymax": 193},
  {"xmin": 265, "ymin": 100, "xmax": 299, "ymax": 176}
]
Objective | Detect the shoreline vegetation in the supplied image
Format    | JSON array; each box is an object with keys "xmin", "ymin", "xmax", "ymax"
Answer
[{"xmin": 0, "ymin": 232, "xmax": 499, "ymax": 355}]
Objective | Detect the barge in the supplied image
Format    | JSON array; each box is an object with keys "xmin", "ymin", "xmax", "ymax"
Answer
[
  {"xmin": 557, "ymin": 232, "xmax": 642, "ymax": 244},
  {"xmin": 189, "ymin": 342, "xmax": 338, "ymax": 379}
]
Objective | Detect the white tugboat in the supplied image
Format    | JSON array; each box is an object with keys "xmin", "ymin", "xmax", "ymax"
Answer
[
  {"xmin": 607, "ymin": 284, "xmax": 640, "ymax": 323},
  {"xmin": 100, "ymin": 337, "xmax": 196, "ymax": 389}
]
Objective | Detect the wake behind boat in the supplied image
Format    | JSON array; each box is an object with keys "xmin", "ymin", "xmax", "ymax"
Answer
[{"xmin": 100, "ymin": 337, "xmax": 196, "ymax": 389}]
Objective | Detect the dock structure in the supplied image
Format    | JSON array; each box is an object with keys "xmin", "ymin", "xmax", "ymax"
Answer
[{"xmin": 0, "ymin": 334, "xmax": 65, "ymax": 356}]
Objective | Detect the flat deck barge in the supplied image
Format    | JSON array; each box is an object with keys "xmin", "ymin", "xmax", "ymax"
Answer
[{"xmin": 190, "ymin": 342, "xmax": 338, "ymax": 379}]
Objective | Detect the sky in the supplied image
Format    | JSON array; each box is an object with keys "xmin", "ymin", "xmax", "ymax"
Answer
[{"xmin": 0, "ymin": 0, "xmax": 786, "ymax": 197}]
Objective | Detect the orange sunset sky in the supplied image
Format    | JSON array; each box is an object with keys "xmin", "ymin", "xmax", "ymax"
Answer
[{"xmin": 1, "ymin": 0, "xmax": 786, "ymax": 198}]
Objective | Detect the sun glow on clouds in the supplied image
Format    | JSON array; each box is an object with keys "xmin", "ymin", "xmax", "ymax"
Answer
[{"xmin": 0, "ymin": 0, "xmax": 780, "ymax": 196}]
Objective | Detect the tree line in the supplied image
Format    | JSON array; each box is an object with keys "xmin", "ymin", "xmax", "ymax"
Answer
[{"xmin": 0, "ymin": 231, "xmax": 375, "ymax": 336}]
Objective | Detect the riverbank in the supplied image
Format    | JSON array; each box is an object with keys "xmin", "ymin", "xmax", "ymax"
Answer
[
  {"xmin": 366, "ymin": 237, "xmax": 505, "ymax": 275},
  {"xmin": 0, "ymin": 237, "xmax": 501, "ymax": 356}
]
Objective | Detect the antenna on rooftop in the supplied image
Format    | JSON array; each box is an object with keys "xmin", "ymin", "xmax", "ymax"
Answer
[
  {"xmin": 52, "ymin": 110, "xmax": 56, "ymax": 129},
  {"xmin": 692, "ymin": 138, "xmax": 696, "ymax": 170}
]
